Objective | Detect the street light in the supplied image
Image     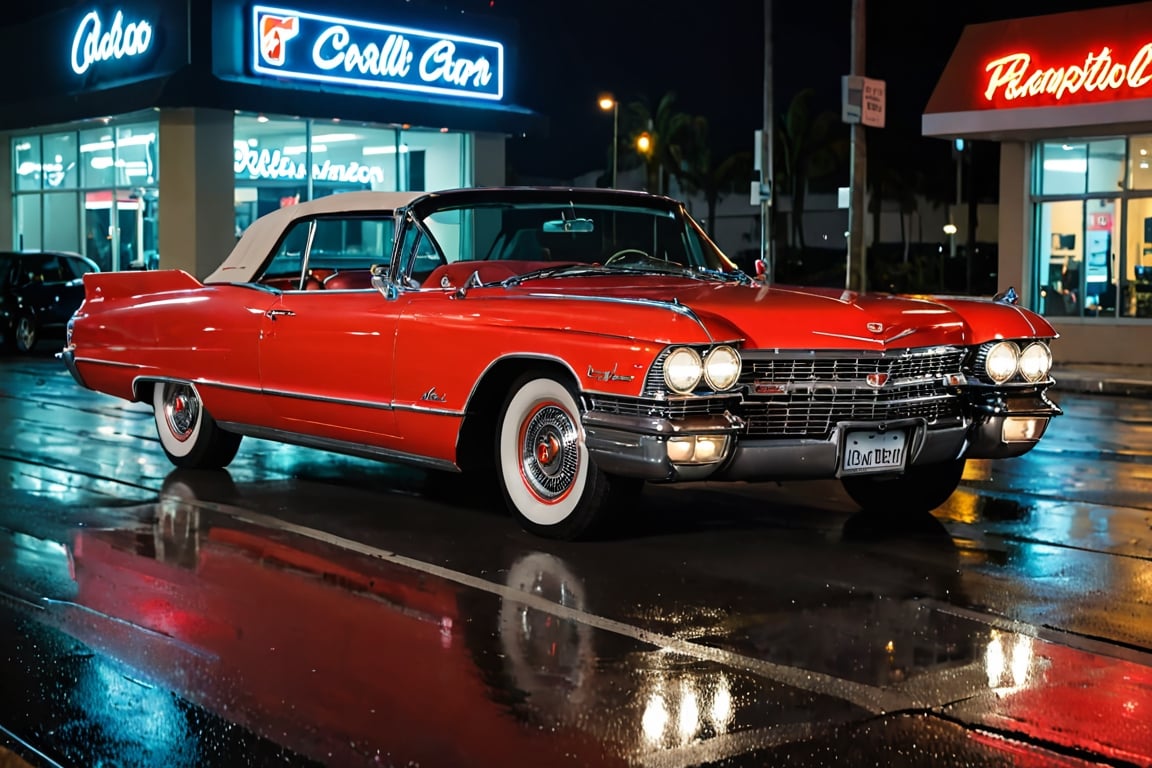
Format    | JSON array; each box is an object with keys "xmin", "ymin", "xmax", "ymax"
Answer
[
  {"xmin": 598, "ymin": 94, "xmax": 618, "ymax": 188},
  {"xmin": 636, "ymin": 131, "xmax": 652, "ymax": 155}
]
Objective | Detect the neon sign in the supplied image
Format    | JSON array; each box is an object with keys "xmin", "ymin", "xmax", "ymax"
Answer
[
  {"xmin": 984, "ymin": 44, "xmax": 1152, "ymax": 102},
  {"xmin": 250, "ymin": 5, "xmax": 503, "ymax": 100},
  {"xmin": 71, "ymin": 9, "xmax": 154, "ymax": 75},
  {"xmin": 234, "ymin": 142, "xmax": 390, "ymax": 184}
]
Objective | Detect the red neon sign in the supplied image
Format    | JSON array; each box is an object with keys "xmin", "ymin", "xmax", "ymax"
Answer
[{"xmin": 984, "ymin": 43, "xmax": 1152, "ymax": 102}]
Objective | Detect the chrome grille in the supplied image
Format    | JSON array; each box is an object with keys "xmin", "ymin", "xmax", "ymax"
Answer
[
  {"xmin": 736, "ymin": 347, "xmax": 966, "ymax": 438},
  {"xmin": 587, "ymin": 394, "xmax": 734, "ymax": 419},
  {"xmin": 740, "ymin": 348, "xmax": 967, "ymax": 384}
]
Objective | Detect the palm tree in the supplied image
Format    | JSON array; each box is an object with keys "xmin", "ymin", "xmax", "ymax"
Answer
[
  {"xmin": 667, "ymin": 115, "xmax": 753, "ymax": 240},
  {"xmin": 775, "ymin": 88, "xmax": 847, "ymax": 250},
  {"xmin": 623, "ymin": 92, "xmax": 691, "ymax": 194}
]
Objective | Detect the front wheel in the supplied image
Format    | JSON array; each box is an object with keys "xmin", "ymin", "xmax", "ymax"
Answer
[
  {"xmin": 497, "ymin": 375, "xmax": 622, "ymax": 540},
  {"xmin": 152, "ymin": 381, "xmax": 242, "ymax": 469},
  {"xmin": 841, "ymin": 458, "xmax": 966, "ymax": 515}
]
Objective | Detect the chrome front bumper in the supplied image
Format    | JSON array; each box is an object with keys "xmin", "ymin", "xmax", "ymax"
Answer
[
  {"xmin": 583, "ymin": 411, "xmax": 966, "ymax": 482},
  {"xmin": 583, "ymin": 385, "xmax": 1061, "ymax": 482}
]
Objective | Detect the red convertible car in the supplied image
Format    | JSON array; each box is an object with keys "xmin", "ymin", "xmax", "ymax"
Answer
[{"xmin": 61, "ymin": 187, "xmax": 1061, "ymax": 539}]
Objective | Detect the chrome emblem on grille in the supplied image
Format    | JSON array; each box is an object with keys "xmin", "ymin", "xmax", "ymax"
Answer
[
  {"xmin": 866, "ymin": 373, "xmax": 889, "ymax": 388},
  {"xmin": 866, "ymin": 322, "xmax": 884, "ymax": 334}
]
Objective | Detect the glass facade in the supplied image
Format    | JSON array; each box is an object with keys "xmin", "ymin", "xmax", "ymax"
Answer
[
  {"xmin": 11, "ymin": 113, "xmax": 473, "ymax": 270},
  {"xmin": 11, "ymin": 120, "xmax": 159, "ymax": 272},
  {"xmin": 1032, "ymin": 135, "xmax": 1152, "ymax": 319},
  {"xmin": 232, "ymin": 113, "xmax": 471, "ymax": 237}
]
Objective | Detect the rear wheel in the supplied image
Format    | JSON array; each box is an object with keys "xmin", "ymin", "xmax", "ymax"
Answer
[
  {"xmin": 152, "ymin": 381, "xmax": 242, "ymax": 469},
  {"xmin": 13, "ymin": 314, "xmax": 37, "ymax": 353},
  {"xmin": 841, "ymin": 458, "xmax": 966, "ymax": 514},
  {"xmin": 496, "ymin": 374, "xmax": 621, "ymax": 540}
]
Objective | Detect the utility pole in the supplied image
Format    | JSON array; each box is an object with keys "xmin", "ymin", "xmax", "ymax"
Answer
[
  {"xmin": 847, "ymin": 0, "xmax": 867, "ymax": 292},
  {"xmin": 761, "ymin": 0, "xmax": 774, "ymax": 282}
]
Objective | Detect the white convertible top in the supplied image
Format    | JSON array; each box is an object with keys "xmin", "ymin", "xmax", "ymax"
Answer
[{"xmin": 204, "ymin": 190, "xmax": 423, "ymax": 284}]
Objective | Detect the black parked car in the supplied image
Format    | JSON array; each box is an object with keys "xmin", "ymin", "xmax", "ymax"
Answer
[{"xmin": 1, "ymin": 250, "xmax": 99, "ymax": 353}]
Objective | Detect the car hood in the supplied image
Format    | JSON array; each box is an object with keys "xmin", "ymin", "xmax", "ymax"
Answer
[{"xmin": 511, "ymin": 276, "xmax": 1056, "ymax": 349}]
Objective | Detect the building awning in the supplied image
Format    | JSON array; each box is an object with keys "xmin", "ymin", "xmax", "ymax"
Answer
[{"xmin": 923, "ymin": 1, "xmax": 1152, "ymax": 140}]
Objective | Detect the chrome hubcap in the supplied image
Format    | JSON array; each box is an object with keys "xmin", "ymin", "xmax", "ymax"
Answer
[
  {"xmin": 15, "ymin": 318, "xmax": 34, "ymax": 349},
  {"xmin": 163, "ymin": 384, "xmax": 199, "ymax": 441},
  {"xmin": 520, "ymin": 404, "xmax": 579, "ymax": 500}
]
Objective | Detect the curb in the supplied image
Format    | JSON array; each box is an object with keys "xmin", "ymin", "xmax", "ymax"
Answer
[{"xmin": 1050, "ymin": 375, "xmax": 1152, "ymax": 398}]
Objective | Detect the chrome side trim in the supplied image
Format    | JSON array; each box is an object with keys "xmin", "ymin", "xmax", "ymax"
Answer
[
  {"xmin": 509, "ymin": 291, "xmax": 717, "ymax": 344},
  {"xmin": 73, "ymin": 356, "xmax": 143, "ymax": 369},
  {"xmin": 216, "ymin": 421, "xmax": 460, "ymax": 472},
  {"xmin": 258, "ymin": 387, "xmax": 394, "ymax": 411}
]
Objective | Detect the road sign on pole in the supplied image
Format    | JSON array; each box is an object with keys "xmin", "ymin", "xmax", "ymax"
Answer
[{"xmin": 842, "ymin": 75, "xmax": 886, "ymax": 128}]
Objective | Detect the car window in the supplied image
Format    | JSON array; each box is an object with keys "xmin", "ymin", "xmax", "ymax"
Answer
[
  {"xmin": 60, "ymin": 256, "xmax": 94, "ymax": 280},
  {"xmin": 264, "ymin": 220, "xmax": 312, "ymax": 281},
  {"xmin": 307, "ymin": 217, "xmax": 393, "ymax": 271}
]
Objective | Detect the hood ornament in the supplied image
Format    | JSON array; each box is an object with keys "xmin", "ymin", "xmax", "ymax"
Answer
[{"xmin": 866, "ymin": 322, "xmax": 884, "ymax": 334}]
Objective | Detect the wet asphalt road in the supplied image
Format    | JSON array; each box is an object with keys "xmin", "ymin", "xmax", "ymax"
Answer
[{"xmin": 1, "ymin": 351, "xmax": 1151, "ymax": 767}]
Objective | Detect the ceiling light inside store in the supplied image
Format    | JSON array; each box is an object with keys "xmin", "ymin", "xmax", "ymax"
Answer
[
  {"xmin": 1042, "ymin": 158, "xmax": 1087, "ymax": 173},
  {"xmin": 256, "ymin": 115, "xmax": 269, "ymax": 123},
  {"xmin": 362, "ymin": 145, "xmax": 409, "ymax": 155},
  {"xmin": 310, "ymin": 133, "xmax": 360, "ymax": 143}
]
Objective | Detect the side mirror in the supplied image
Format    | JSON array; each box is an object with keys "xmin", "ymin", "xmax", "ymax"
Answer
[
  {"xmin": 370, "ymin": 264, "xmax": 399, "ymax": 300},
  {"xmin": 993, "ymin": 286, "xmax": 1019, "ymax": 305}
]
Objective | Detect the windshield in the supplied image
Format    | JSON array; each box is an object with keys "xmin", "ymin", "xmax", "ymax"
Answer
[{"xmin": 414, "ymin": 199, "xmax": 733, "ymax": 274}]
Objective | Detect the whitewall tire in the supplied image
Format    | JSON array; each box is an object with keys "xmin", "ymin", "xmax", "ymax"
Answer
[
  {"xmin": 497, "ymin": 375, "xmax": 614, "ymax": 539},
  {"xmin": 152, "ymin": 381, "xmax": 242, "ymax": 469}
]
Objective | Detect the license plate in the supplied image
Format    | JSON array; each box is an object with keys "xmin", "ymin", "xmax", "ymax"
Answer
[{"xmin": 841, "ymin": 430, "xmax": 907, "ymax": 475}]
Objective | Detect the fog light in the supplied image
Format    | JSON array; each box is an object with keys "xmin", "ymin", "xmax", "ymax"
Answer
[
  {"xmin": 1002, "ymin": 416, "xmax": 1048, "ymax": 443},
  {"xmin": 667, "ymin": 437, "xmax": 695, "ymax": 462},
  {"xmin": 666, "ymin": 435, "xmax": 729, "ymax": 465}
]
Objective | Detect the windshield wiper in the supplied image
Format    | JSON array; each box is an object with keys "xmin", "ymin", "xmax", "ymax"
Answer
[{"xmin": 500, "ymin": 264, "xmax": 608, "ymax": 287}]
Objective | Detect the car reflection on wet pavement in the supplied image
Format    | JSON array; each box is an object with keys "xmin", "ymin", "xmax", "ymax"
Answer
[{"xmin": 2, "ymin": 354, "xmax": 1152, "ymax": 766}]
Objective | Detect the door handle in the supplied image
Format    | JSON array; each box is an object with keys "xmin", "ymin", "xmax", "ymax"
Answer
[{"xmin": 265, "ymin": 308, "xmax": 296, "ymax": 320}]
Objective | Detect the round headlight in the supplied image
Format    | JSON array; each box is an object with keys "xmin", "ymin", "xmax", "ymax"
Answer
[
  {"xmin": 703, "ymin": 345, "xmax": 741, "ymax": 391},
  {"xmin": 984, "ymin": 341, "xmax": 1020, "ymax": 384},
  {"xmin": 663, "ymin": 347, "xmax": 703, "ymax": 394},
  {"xmin": 1018, "ymin": 342, "xmax": 1052, "ymax": 383}
]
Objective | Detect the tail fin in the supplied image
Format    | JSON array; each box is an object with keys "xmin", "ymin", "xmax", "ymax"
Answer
[{"xmin": 83, "ymin": 269, "xmax": 203, "ymax": 301}]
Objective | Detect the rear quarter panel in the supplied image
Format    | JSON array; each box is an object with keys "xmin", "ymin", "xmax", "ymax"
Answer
[{"xmin": 71, "ymin": 271, "xmax": 275, "ymax": 419}]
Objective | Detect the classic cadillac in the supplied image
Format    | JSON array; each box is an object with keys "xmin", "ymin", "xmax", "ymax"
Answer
[{"xmin": 61, "ymin": 187, "xmax": 1061, "ymax": 539}]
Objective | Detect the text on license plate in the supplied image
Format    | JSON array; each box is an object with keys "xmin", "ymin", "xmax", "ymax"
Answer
[{"xmin": 841, "ymin": 430, "xmax": 907, "ymax": 474}]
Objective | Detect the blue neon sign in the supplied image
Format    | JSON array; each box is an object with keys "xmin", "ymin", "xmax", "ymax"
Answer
[{"xmin": 251, "ymin": 5, "xmax": 504, "ymax": 100}]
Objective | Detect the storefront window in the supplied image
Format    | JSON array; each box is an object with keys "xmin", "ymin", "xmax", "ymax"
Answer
[
  {"xmin": 1129, "ymin": 135, "xmax": 1152, "ymax": 191},
  {"xmin": 1036, "ymin": 139, "xmax": 1125, "ymax": 195},
  {"xmin": 1124, "ymin": 197, "xmax": 1152, "ymax": 317},
  {"xmin": 1035, "ymin": 200, "xmax": 1083, "ymax": 317},
  {"xmin": 1032, "ymin": 136, "xmax": 1152, "ymax": 321},
  {"xmin": 13, "ymin": 119, "xmax": 158, "ymax": 271},
  {"xmin": 13, "ymin": 136, "xmax": 42, "ymax": 192},
  {"xmin": 43, "ymin": 192, "xmax": 80, "ymax": 253},
  {"xmin": 234, "ymin": 114, "xmax": 308, "ymax": 233},
  {"xmin": 79, "ymin": 127, "xmax": 115, "ymax": 189},
  {"xmin": 13, "ymin": 195, "xmax": 42, "ymax": 250},
  {"xmin": 233, "ymin": 113, "xmax": 473, "ymax": 238},
  {"xmin": 43, "ymin": 133, "xmax": 78, "ymax": 190}
]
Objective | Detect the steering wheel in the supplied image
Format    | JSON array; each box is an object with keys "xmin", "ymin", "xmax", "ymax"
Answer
[{"xmin": 605, "ymin": 248, "xmax": 656, "ymax": 266}]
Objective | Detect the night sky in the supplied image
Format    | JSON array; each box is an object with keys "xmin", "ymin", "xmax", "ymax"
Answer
[
  {"xmin": 2, "ymin": 0, "xmax": 1135, "ymax": 187},
  {"xmin": 494, "ymin": 0, "xmax": 1131, "ymax": 186}
]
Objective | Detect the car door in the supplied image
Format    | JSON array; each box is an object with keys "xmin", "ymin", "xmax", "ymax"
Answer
[
  {"xmin": 257, "ymin": 216, "xmax": 401, "ymax": 444},
  {"xmin": 17, "ymin": 254, "xmax": 69, "ymax": 328}
]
